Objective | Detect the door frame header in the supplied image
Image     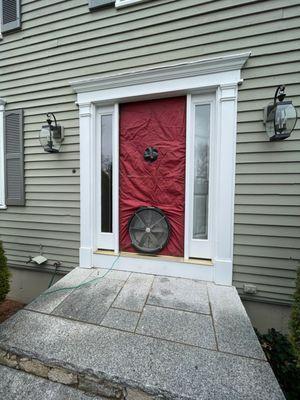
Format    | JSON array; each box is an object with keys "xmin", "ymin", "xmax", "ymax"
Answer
[{"xmin": 71, "ymin": 53, "xmax": 250, "ymax": 108}]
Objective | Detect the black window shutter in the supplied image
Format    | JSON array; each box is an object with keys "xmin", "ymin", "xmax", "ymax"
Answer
[
  {"xmin": 4, "ymin": 110, "xmax": 25, "ymax": 206},
  {"xmin": 1, "ymin": 0, "xmax": 21, "ymax": 33},
  {"xmin": 89, "ymin": 0, "xmax": 115, "ymax": 10}
]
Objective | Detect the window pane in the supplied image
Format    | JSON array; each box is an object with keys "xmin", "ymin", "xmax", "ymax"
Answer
[
  {"xmin": 193, "ymin": 104, "xmax": 210, "ymax": 240},
  {"xmin": 101, "ymin": 114, "xmax": 113, "ymax": 233}
]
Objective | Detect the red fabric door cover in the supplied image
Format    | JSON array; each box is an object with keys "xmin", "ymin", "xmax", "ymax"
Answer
[{"xmin": 119, "ymin": 97, "xmax": 186, "ymax": 257}]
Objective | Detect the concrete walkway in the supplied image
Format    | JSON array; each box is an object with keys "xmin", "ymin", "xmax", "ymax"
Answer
[{"xmin": 0, "ymin": 267, "xmax": 284, "ymax": 399}]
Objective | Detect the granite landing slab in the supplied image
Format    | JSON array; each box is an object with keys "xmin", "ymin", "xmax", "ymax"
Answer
[
  {"xmin": 25, "ymin": 267, "xmax": 94, "ymax": 314},
  {"xmin": 208, "ymin": 283, "xmax": 266, "ymax": 359},
  {"xmin": 101, "ymin": 307, "xmax": 140, "ymax": 332},
  {"xmin": 51, "ymin": 270, "xmax": 130, "ymax": 325},
  {"xmin": 0, "ymin": 364, "xmax": 103, "ymax": 400},
  {"xmin": 0, "ymin": 309, "xmax": 284, "ymax": 400},
  {"xmin": 112, "ymin": 273, "xmax": 154, "ymax": 312},
  {"xmin": 136, "ymin": 304, "xmax": 217, "ymax": 349},
  {"xmin": 147, "ymin": 276, "xmax": 210, "ymax": 314}
]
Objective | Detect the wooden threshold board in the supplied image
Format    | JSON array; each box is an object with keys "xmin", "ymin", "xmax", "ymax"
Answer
[{"xmin": 94, "ymin": 250, "xmax": 213, "ymax": 266}]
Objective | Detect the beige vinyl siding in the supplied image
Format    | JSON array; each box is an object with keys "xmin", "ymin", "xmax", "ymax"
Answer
[{"xmin": 0, "ymin": 0, "xmax": 299, "ymax": 302}]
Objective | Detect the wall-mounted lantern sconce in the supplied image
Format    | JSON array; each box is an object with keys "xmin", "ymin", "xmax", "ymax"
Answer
[
  {"xmin": 263, "ymin": 85, "xmax": 297, "ymax": 141},
  {"xmin": 39, "ymin": 113, "xmax": 64, "ymax": 153}
]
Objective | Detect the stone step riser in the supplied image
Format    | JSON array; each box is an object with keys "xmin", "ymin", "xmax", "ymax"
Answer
[{"xmin": 0, "ymin": 348, "xmax": 157, "ymax": 400}]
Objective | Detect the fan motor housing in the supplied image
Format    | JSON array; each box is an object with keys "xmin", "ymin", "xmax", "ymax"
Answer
[{"xmin": 128, "ymin": 207, "xmax": 170, "ymax": 254}]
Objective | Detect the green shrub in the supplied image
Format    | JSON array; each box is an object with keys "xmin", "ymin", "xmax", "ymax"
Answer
[
  {"xmin": 0, "ymin": 241, "xmax": 10, "ymax": 303},
  {"xmin": 256, "ymin": 328, "xmax": 300, "ymax": 400},
  {"xmin": 290, "ymin": 266, "xmax": 300, "ymax": 366}
]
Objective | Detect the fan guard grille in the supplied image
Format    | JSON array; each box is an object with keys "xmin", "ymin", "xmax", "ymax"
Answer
[{"xmin": 128, "ymin": 207, "xmax": 170, "ymax": 253}]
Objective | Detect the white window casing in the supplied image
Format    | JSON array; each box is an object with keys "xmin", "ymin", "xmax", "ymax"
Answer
[
  {"xmin": 115, "ymin": 0, "xmax": 147, "ymax": 8},
  {"xmin": 89, "ymin": 0, "xmax": 147, "ymax": 10},
  {"xmin": 71, "ymin": 52, "xmax": 250, "ymax": 284},
  {"xmin": 0, "ymin": 98, "xmax": 6, "ymax": 209}
]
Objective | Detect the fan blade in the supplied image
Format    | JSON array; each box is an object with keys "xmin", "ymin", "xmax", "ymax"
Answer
[
  {"xmin": 150, "ymin": 215, "xmax": 165, "ymax": 229},
  {"xmin": 146, "ymin": 209, "xmax": 153, "ymax": 225},
  {"xmin": 136, "ymin": 213, "xmax": 147, "ymax": 228},
  {"xmin": 149, "ymin": 232, "xmax": 159, "ymax": 246},
  {"xmin": 151, "ymin": 228, "xmax": 165, "ymax": 234},
  {"xmin": 139, "ymin": 232, "xmax": 149, "ymax": 247}
]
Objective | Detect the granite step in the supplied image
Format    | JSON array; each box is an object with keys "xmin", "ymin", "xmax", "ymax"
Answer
[
  {"xmin": 0, "ymin": 309, "xmax": 284, "ymax": 400},
  {"xmin": 0, "ymin": 364, "xmax": 104, "ymax": 400},
  {"xmin": 0, "ymin": 268, "xmax": 285, "ymax": 400}
]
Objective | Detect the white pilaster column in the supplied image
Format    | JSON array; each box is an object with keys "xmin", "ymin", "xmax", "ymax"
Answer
[
  {"xmin": 79, "ymin": 102, "xmax": 95, "ymax": 268},
  {"xmin": 0, "ymin": 99, "xmax": 6, "ymax": 209},
  {"xmin": 214, "ymin": 84, "xmax": 238, "ymax": 285}
]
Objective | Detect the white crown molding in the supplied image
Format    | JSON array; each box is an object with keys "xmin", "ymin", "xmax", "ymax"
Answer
[{"xmin": 70, "ymin": 52, "xmax": 251, "ymax": 94}]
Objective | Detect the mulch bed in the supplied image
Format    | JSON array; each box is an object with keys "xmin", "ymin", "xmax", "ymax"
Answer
[{"xmin": 0, "ymin": 299, "xmax": 25, "ymax": 323}]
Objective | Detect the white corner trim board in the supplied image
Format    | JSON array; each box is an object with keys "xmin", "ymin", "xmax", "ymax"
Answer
[
  {"xmin": 0, "ymin": 98, "xmax": 6, "ymax": 209},
  {"xmin": 71, "ymin": 52, "xmax": 251, "ymax": 285}
]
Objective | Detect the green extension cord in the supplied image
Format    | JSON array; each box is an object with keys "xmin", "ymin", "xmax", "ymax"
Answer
[
  {"xmin": 42, "ymin": 255, "xmax": 121, "ymax": 297},
  {"xmin": 47, "ymin": 263, "xmax": 60, "ymax": 289}
]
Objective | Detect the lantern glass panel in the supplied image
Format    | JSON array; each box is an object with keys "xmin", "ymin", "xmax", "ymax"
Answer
[
  {"xmin": 265, "ymin": 106, "xmax": 276, "ymax": 139},
  {"xmin": 39, "ymin": 125, "xmax": 62, "ymax": 153},
  {"xmin": 275, "ymin": 103, "xmax": 297, "ymax": 135},
  {"xmin": 265, "ymin": 102, "xmax": 297, "ymax": 140},
  {"xmin": 39, "ymin": 125, "xmax": 52, "ymax": 149}
]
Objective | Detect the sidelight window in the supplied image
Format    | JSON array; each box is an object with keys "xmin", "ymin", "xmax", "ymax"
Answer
[
  {"xmin": 187, "ymin": 94, "xmax": 215, "ymax": 260},
  {"xmin": 96, "ymin": 106, "xmax": 117, "ymax": 250}
]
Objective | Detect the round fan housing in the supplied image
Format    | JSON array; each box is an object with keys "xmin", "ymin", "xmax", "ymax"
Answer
[{"xmin": 128, "ymin": 207, "xmax": 170, "ymax": 254}]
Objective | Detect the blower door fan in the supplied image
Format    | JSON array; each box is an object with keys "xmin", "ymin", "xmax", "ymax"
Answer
[{"xmin": 129, "ymin": 207, "xmax": 170, "ymax": 254}]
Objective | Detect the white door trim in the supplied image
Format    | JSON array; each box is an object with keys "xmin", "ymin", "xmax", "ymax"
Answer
[
  {"xmin": 112, "ymin": 104, "xmax": 120, "ymax": 254},
  {"xmin": 72, "ymin": 52, "xmax": 250, "ymax": 285}
]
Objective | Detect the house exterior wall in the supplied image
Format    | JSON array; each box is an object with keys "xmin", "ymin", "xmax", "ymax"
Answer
[{"xmin": 0, "ymin": 0, "xmax": 299, "ymax": 304}]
